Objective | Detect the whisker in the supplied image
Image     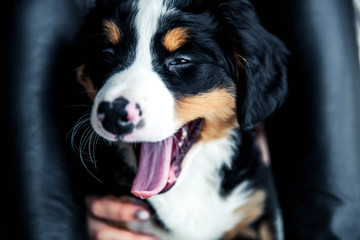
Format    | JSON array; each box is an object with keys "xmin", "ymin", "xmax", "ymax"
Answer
[
  {"xmin": 69, "ymin": 112, "xmax": 91, "ymax": 151},
  {"xmin": 79, "ymin": 125, "xmax": 104, "ymax": 183},
  {"xmin": 88, "ymin": 131, "xmax": 98, "ymax": 168},
  {"xmin": 80, "ymin": 125, "xmax": 94, "ymax": 157},
  {"xmin": 70, "ymin": 111, "xmax": 103, "ymax": 183}
]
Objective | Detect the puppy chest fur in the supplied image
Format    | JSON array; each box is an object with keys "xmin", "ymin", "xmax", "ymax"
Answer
[{"xmin": 127, "ymin": 134, "xmax": 260, "ymax": 240}]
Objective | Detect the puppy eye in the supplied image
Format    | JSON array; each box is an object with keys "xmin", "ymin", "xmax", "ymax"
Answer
[
  {"xmin": 168, "ymin": 58, "xmax": 190, "ymax": 66},
  {"xmin": 102, "ymin": 48, "xmax": 115, "ymax": 61},
  {"xmin": 166, "ymin": 57, "xmax": 192, "ymax": 71}
]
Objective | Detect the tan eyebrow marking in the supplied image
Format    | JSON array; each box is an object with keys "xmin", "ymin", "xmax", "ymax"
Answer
[
  {"xmin": 103, "ymin": 19, "xmax": 121, "ymax": 45},
  {"xmin": 163, "ymin": 27, "xmax": 189, "ymax": 52}
]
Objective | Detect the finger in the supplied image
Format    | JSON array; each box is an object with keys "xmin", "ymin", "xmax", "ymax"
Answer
[
  {"xmin": 88, "ymin": 216, "xmax": 158, "ymax": 240},
  {"xmin": 86, "ymin": 196, "xmax": 150, "ymax": 222}
]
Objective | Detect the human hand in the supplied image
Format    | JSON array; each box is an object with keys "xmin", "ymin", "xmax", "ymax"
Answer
[{"xmin": 86, "ymin": 195, "xmax": 159, "ymax": 240}]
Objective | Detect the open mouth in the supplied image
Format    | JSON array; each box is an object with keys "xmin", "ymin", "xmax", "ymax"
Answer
[{"xmin": 131, "ymin": 119, "xmax": 203, "ymax": 199}]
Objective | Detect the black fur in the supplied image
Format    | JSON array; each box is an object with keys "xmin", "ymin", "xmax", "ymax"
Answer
[{"xmin": 215, "ymin": 0, "xmax": 288, "ymax": 130}]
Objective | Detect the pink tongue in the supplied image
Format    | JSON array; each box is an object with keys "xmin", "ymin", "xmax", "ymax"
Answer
[{"xmin": 131, "ymin": 137, "xmax": 173, "ymax": 199}]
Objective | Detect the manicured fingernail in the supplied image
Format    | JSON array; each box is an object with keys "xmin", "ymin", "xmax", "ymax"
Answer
[{"xmin": 134, "ymin": 210, "xmax": 150, "ymax": 220}]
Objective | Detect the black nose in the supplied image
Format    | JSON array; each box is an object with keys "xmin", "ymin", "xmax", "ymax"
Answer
[{"xmin": 97, "ymin": 97, "xmax": 134, "ymax": 136}]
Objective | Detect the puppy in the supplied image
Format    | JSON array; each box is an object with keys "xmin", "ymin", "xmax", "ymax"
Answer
[{"xmin": 74, "ymin": 0, "xmax": 288, "ymax": 239}]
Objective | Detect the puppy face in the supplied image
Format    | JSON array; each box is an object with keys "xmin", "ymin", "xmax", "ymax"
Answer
[
  {"xmin": 75, "ymin": 0, "xmax": 287, "ymax": 198},
  {"xmin": 78, "ymin": 0, "xmax": 237, "ymax": 144}
]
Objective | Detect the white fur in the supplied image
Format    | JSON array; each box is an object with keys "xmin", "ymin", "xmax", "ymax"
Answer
[
  {"xmin": 130, "ymin": 134, "xmax": 253, "ymax": 240},
  {"xmin": 91, "ymin": 0, "xmax": 181, "ymax": 143}
]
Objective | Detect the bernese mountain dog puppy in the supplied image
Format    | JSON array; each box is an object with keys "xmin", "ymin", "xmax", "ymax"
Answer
[{"xmin": 74, "ymin": 0, "xmax": 288, "ymax": 239}]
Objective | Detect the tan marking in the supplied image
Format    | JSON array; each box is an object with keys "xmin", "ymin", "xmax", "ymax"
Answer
[
  {"xmin": 163, "ymin": 27, "xmax": 189, "ymax": 52},
  {"xmin": 76, "ymin": 64, "xmax": 97, "ymax": 101},
  {"xmin": 231, "ymin": 38, "xmax": 247, "ymax": 67},
  {"xmin": 223, "ymin": 190, "xmax": 266, "ymax": 240},
  {"xmin": 233, "ymin": 50, "xmax": 247, "ymax": 67},
  {"xmin": 175, "ymin": 88, "xmax": 237, "ymax": 141},
  {"xmin": 103, "ymin": 19, "xmax": 121, "ymax": 45},
  {"xmin": 232, "ymin": 49, "xmax": 246, "ymax": 83}
]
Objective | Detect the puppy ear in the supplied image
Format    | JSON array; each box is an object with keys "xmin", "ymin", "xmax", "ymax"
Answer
[{"xmin": 218, "ymin": 0, "xmax": 288, "ymax": 131}]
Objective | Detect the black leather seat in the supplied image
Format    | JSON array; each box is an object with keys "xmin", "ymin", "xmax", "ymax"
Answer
[
  {"xmin": 253, "ymin": 0, "xmax": 360, "ymax": 239},
  {"xmin": 2, "ymin": 0, "xmax": 92, "ymax": 239},
  {"xmin": 2, "ymin": 0, "xmax": 360, "ymax": 239}
]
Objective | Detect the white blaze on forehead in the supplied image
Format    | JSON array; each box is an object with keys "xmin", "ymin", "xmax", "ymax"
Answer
[
  {"xmin": 100, "ymin": 0, "xmax": 168, "ymax": 100},
  {"xmin": 135, "ymin": 0, "xmax": 166, "ymax": 62}
]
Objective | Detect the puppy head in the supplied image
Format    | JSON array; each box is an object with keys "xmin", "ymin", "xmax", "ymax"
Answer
[{"xmin": 75, "ymin": 0, "xmax": 287, "ymax": 198}]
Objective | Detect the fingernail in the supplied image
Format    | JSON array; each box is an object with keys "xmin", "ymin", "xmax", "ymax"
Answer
[{"xmin": 134, "ymin": 210, "xmax": 150, "ymax": 221}]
